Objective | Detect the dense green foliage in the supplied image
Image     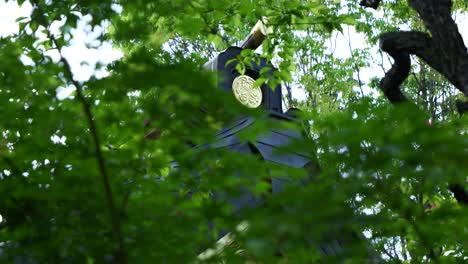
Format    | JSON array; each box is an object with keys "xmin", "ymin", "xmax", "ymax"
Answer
[{"xmin": 0, "ymin": 0, "xmax": 467, "ymax": 263}]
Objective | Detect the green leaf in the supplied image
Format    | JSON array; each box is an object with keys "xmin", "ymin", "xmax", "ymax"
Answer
[{"xmin": 235, "ymin": 62, "xmax": 245, "ymax": 75}]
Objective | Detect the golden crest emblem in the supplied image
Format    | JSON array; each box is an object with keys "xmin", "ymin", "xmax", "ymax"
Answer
[{"xmin": 232, "ymin": 75, "xmax": 262, "ymax": 108}]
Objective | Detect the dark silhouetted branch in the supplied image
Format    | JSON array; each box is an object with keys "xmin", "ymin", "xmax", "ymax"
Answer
[
  {"xmin": 361, "ymin": 0, "xmax": 468, "ymax": 205},
  {"xmin": 359, "ymin": 0, "xmax": 381, "ymax": 9},
  {"xmin": 449, "ymin": 184, "xmax": 468, "ymax": 205},
  {"xmin": 455, "ymin": 100, "xmax": 468, "ymax": 115},
  {"xmin": 378, "ymin": 31, "xmax": 432, "ymax": 103}
]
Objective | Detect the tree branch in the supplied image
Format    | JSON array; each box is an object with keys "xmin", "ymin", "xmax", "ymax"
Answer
[
  {"xmin": 455, "ymin": 100, "xmax": 468, "ymax": 115},
  {"xmin": 361, "ymin": 0, "xmax": 468, "ymax": 206},
  {"xmin": 449, "ymin": 184, "xmax": 468, "ymax": 205},
  {"xmin": 31, "ymin": 2, "xmax": 127, "ymax": 262},
  {"xmin": 55, "ymin": 39, "xmax": 128, "ymax": 264},
  {"xmin": 407, "ymin": 0, "xmax": 468, "ymax": 96},
  {"xmin": 377, "ymin": 31, "xmax": 432, "ymax": 103},
  {"xmin": 359, "ymin": 0, "xmax": 381, "ymax": 9}
]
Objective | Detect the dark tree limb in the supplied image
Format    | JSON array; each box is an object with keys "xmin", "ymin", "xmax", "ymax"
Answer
[
  {"xmin": 449, "ymin": 184, "xmax": 468, "ymax": 205},
  {"xmin": 378, "ymin": 31, "xmax": 433, "ymax": 103},
  {"xmin": 362, "ymin": 0, "xmax": 468, "ymax": 99},
  {"xmin": 455, "ymin": 100, "xmax": 468, "ymax": 115},
  {"xmin": 407, "ymin": 0, "xmax": 468, "ymax": 96},
  {"xmin": 378, "ymin": 49, "xmax": 409, "ymax": 103},
  {"xmin": 361, "ymin": 0, "xmax": 468, "ymax": 205},
  {"xmin": 359, "ymin": 0, "xmax": 381, "ymax": 9}
]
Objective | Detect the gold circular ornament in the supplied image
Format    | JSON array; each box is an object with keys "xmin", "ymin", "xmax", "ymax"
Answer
[{"xmin": 232, "ymin": 75, "xmax": 262, "ymax": 108}]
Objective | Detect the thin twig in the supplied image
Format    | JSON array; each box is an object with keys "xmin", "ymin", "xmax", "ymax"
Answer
[{"xmin": 347, "ymin": 27, "xmax": 364, "ymax": 97}]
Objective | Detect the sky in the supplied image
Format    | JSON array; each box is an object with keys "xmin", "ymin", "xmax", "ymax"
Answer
[
  {"xmin": 0, "ymin": 0, "xmax": 123, "ymax": 98},
  {"xmin": 0, "ymin": 0, "xmax": 467, "ymax": 101}
]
